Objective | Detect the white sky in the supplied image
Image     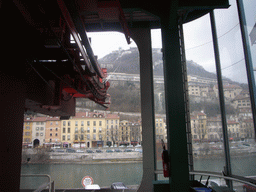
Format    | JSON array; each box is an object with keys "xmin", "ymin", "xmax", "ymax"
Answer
[{"xmin": 87, "ymin": 0, "xmax": 256, "ymax": 84}]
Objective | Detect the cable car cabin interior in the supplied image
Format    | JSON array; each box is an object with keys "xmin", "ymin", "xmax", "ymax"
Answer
[{"xmin": 1, "ymin": 0, "xmax": 256, "ymax": 191}]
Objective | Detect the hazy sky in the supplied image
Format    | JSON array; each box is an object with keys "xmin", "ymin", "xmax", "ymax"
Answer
[{"xmin": 88, "ymin": 0, "xmax": 256, "ymax": 84}]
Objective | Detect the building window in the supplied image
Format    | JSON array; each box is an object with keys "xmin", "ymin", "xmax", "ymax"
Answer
[
  {"xmin": 62, "ymin": 135, "xmax": 65, "ymax": 140},
  {"xmin": 93, "ymin": 134, "xmax": 96, "ymax": 140},
  {"xmin": 68, "ymin": 121, "xmax": 71, "ymax": 126},
  {"xmin": 87, "ymin": 127, "xmax": 90, "ymax": 133},
  {"xmin": 56, "ymin": 128, "xmax": 58, "ymax": 131},
  {"xmin": 75, "ymin": 121, "xmax": 78, "ymax": 126},
  {"xmin": 99, "ymin": 121, "xmax": 102, "ymax": 126},
  {"xmin": 93, "ymin": 121, "xmax": 96, "ymax": 126},
  {"xmin": 63, "ymin": 121, "xmax": 66, "ymax": 126},
  {"xmin": 67, "ymin": 135, "xmax": 70, "ymax": 140},
  {"xmin": 93, "ymin": 127, "xmax": 96, "ymax": 133},
  {"xmin": 81, "ymin": 121, "xmax": 84, "ymax": 126},
  {"xmin": 40, "ymin": 127, "xmax": 44, "ymax": 131},
  {"xmin": 50, "ymin": 133, "xmax": 52, "ymax": 137},
  {"xmin": 87, "ymin": 135, "xmax": 90, "ymax": 140},
  {"xmin": 68, "ymin": 128, "xmax": 70, "ymax": 133},
  {"xmin": 87, "ymin": 121, "xmax": 90, "ymax": 126},
  {"xmin": 63, "ymin": 128, "xmax": 66, "ymax": 133},
  {"xmin": 55, "ymin": 133, "xmax": 58, "ymax": 137}
]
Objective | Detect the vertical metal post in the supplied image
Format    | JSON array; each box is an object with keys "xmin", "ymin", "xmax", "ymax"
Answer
[
  {"xmin": 161, "ymin": 2, "xmax": 189, "ymax": 190},
  {"xmin": 236, "ymin": 0, "xmax": 256, "ymax": 139},
  {"xmin": 210, "ymin": 10, "xmax": 233, "ymax": 189},
  {"xmin": 131, "ymin": 28, "xmax": 156, "ymax": 192}
]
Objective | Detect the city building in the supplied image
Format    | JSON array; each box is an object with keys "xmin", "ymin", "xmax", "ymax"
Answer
[
  {"xmin": 119, "ymin": 120, "xmax": 131, "ymax": 145},
  {"xmin": 130, "ymin": 122, "xmax": 142, "ymax": 145},
  {"xmin": 23, "ymin": 117, "xmax": 33, "ymax": 147},
  {"xmin": 205, "ymin": 117, "xmax": 222, "ymax": 142},
  {"xmin": 106, "ymin": 113, "xmax": 120, "ymax": 146},
  {"xmin": 44, "ymin": 116, "xmax": 61, "ymax": 147},
  {"xmin": 31, "ymin": 117, "xmax": 47, "ymax": 147},
  {"xmin": 155, "ymin": 117, "xmax": 167, "ymax": 143},
  {"xmin": 232, "ymin": 95, "xmax": 251, "ymax": 109},
  {"xmin": 191, "ymin": 111, "xmax": 207, "ymax": 141},
  {"xmin": 227, "ymin": 120, "xmax": 241, "ymax": 140},
  {"xmin": 61, "ymin": 112, "xmax": 119, "ymax": 148},
  {"xmin": 213, "ymin": 84, "xmax": 243, "ymax": 100}
]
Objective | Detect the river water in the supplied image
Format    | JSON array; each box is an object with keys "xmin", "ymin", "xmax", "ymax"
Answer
[{"xmin": 20, "ymin": 155, "xmax": 256, "ymax": 189}]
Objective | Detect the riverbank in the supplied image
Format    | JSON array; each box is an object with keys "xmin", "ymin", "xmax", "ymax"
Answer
[{"xmin": 21, "ymin": 149, "xmax": 143, "ymax": 164}]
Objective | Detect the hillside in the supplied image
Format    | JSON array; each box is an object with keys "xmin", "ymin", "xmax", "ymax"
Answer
[{"xmin": 99, "ymin": 47, "xmax": 219, "ymax": 79}]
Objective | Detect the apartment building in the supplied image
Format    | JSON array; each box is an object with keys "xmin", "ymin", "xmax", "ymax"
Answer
[
  {"xmin": 213, "ymin": 84, "xmax": 243, "ymax": 100},
  {"xmin": 44, "ymin": 116, "xmax": 61, "ymax": 146},
  {"xmin": 205, "ymin": 117, "xmax": 222, "ymax": 141},
  {"xmin": 119, "ymin": 120, "xmax": 130, "ymax": 145},
  {"xmin": 61, "ymin": 112, "xmax": 119, "ymax": 148},
  {"xmin": 106, "ymin": 114, "xmax": 120, "ymax": 146},
  {"xmin": 232, "ymin": 95, "xmax": 251, "ymax": 109},
  {"xmin": 227, "ymin": 120, "xmax": 241, "ymax": 140},
  {"xmin": 155, "ymin": 117, "xmax": 167, "ymax": 143},
  {"xmin": 31, "ymin": 117, "xmax": 47, "ymax": 147},
  {"xmin": 23, "ymin": 117, "xmax": 33, "ymax": 147},
  {"xmin": 191, "ymin": 112, "xmax": 207, "ymax": 141}
]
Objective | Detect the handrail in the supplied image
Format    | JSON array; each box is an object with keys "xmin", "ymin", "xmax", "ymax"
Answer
[
  {"xmin": 190, "ymin": 171, "xmax": 256, "ymax": 188},
  {"xmin": 154, "ymin": 170, "xmax": 256, "ymax": 188},
  {"xmin": 20, "ymin": 174, "xmax": 53, "ymax": 192}
]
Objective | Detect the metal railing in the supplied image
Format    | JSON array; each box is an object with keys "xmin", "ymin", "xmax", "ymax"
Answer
[
  {"xmin": 20, "ymin": 174, "xmax": 54, "ymax": 192},
  {"xmin": 155, "ymin": 170, "xmax": 256, "ymax": 189}
]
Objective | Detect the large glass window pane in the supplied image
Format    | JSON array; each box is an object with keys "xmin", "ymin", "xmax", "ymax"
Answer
[
  {"xmin": 184, "ymin": 13, "xmax": 226, "ymax": 173},
  {"xmin": 214, "ymin": 0, "xmax": 256, "ymax": 189}
]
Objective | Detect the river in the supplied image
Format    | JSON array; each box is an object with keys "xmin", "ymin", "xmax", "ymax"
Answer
[{"xmin": 20, "ymin": 155, "xmax": 256, "ymax": 190}]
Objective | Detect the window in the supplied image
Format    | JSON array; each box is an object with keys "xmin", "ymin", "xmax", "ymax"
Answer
[
  {"xmin": 68, "ymin": 121, "xmax": 71, "ymax": 126},
  {"xmin": 50, "ymin": 133, "xmax": 52, "ymax": 136},
  {"xmin": 40, "ymin": 133, "xmax": 43, "ymax": 136},
  {"xmin": 40, "ymin": 127, "xmax": 44, "ymax": 130},
  {"xmin": 36, "ymin": 132, "xmax": 39, "ymax": 136},
  {"xmin": 93, "ymin": 121, "xmax": 96, "ymax": 126},
  {"xmin": 63, "ymin": 128, "xmax": 66, "ymax": 133},
  {"xmin": 63, "ymin": 121, "xmax": 66, "ymax": 126},
  {"xmin": 81, "ymin": 127, "xmax": 84, "ymax": 133},
  {"xmin": 75, "ymin": 121, "xmax": 78, "ymax": 126},
  {"xmin": 93, "ymin": 134, "xmax": 96, "ymax": 140},
  {"xmin": 99, "ymin": 121, "xmax": 102, "ymax": 126},
  {"xmin": 87, "ymin": 127, "xmax": 90, "ymax": 133},
  {"xmin": 62, "ymin": 135, "xmax": 65, "ymax": 140},
  {"xmin": 68, "ymin": 128, "xmax": 70, "ymax": 133},
  {"xmin": 87, "ymin": 121, "xmax": 90, "ymax": 126},
  {"xmin": 55, "ymin": 128, "xmax": 58, "ymax": 131},
  {"xmin": 93, "ymin": 127, "xmax": 96, "ymax": 133},
  {"xmin": 36, "ymin": 127, "xmax": 39, "ymax": 130},
  {"xmin": 75, "ymin": 127, "xmax": 78, "ymax": 133},
  {"xmin": 81, "ymin": 121, "xmax": 84, "ymax": 126},
  {"xmin": 67, "ymin": 135, "xmax": 70, "ymax": 140},
  {"xmin": 87, "ymin": 135, "xmax": 90, "ymax": 140},
  {"xmin": 99, "ymin": 127, "xmax": 102, "ymax": 133}
]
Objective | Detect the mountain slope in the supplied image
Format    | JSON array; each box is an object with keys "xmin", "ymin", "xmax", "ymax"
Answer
[{"xmin": 99, "ymin": 48, "xmax": 218, "ymax": 79}]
